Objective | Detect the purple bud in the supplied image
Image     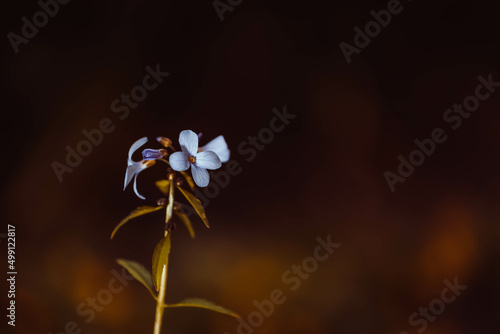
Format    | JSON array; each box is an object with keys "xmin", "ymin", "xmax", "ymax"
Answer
[{"xmin": 142, "ymin": 149, "xmax": 166, "ymax": 160}]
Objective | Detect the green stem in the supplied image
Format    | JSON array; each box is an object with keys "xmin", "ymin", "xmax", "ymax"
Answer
[
  {"xmin": 153, "ymin": 175, "xmax": 175, "ymax": 334},
  {"xmin": 153, "ymin": 246, "xmax": 169, "ymax": 334},
  {"xmin": 165, "ymin": 174, "xmax": 174, "ymax": 224}
]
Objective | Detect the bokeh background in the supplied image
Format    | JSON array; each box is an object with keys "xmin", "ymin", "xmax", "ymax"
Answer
[{"xmin": 2, "ymin": 0, "xmax": 500, "ymax": 333}]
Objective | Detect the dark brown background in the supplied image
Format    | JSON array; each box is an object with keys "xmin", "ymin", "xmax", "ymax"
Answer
[{"xmin": 2, "ymin": 0, "xmax": 500, "ymax": 333}]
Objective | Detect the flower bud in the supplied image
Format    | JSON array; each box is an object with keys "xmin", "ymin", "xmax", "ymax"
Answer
[
  {"xmin": 142, "ymin": 149, "xmax": 167, "ymax": 160},
  {"xmin": 175, "ymin": 178, "xmax": 184, "ymax": 186},
  {"xmin": 157, "ymin": 136, "xmax": 172, "ymax": 148},
  {"xmin": 156, "ymin": 198, "xmax": 168, "ymax": 207}
]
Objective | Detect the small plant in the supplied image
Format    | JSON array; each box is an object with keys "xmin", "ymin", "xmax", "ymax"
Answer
[{"xmin": 111, "ymin": 130, "xmax": 239, "ymax": 334}]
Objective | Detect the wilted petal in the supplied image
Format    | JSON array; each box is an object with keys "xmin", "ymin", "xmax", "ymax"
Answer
[
  {"xmin": 124, "ymin": 137, "xmax": 153, "ymax": 200},
  {"xmin": 124, "ymin": 162, "xmax": 147, "ymax": 190},
  {"xmin": 200, "ymin": 135, "xmax": 230, "ymax": 163},
  {"xmin": 128, "ymin": 137, "xmax": 148, "ymax": 163},
  {"xmin": 191, "ymin": 164, "xmax": 210, "ymax": 187},
  {"xmin": 178, "ymin": 130, "xmax": 199, "ymax": 156},
  {"xmin": 142, "ymin": 149, "xmax": 166, "ymax": 161},
  {"xmin": 169, "ymin": 151, "xmax": 190, "ymax": 171},
  {"xmin": 124, "ymin": 137, "xmax": 149, "ymax": 189},
  {"xmin": 133, "ymin": 174, "xmax": 145, "ymax": 200},
  {"xmin": 195, "ymin": 151, "xmax": 221, "ymax": 170}
]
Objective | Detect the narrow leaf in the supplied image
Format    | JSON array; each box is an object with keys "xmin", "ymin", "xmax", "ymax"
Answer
[
  {"xmin": 177, "ymin": 186, "xmax": 209, "ymax": 228},
  {"xmin": 111, "ymin": 206, "xmax": 164, "ymax": 239},
  {"xmin": 155, "ymin": 179, "xmax": 170, "ymax": 195},
  {"xmin": 180, "ymin": 171, "xmax": 195, "ymax": 190},
  {"xmin": 117, "ymin": 259, "xmax": 156, "ymax": 299},
  {"xmin": 164, "ymin": 298, "xmax": 240, "ymax": 318},
  {"xmin": 174, "ymin": 210, "xmax": 195, "ymax": 238},
  {"xmin": 152, "ymin": 234, "xmax": 171, "ymax": 291}
]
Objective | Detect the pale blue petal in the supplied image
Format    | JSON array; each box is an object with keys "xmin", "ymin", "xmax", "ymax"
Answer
[
  {"xmin": 195, "ymin": 150, "xmax": 221, "ymax": 170},
  {"xmin": 133, "ymin": 174, "xmax": 145, "ymax": 200},
  {"xmin": 169, "ymin": 151, "xmax": 190, "ymax": 171},
  {"xmin": 124, "ymin": 162, "xmax": 147, "ymax": 190},
  {"xmin": 124, "ymin": 137, "xmax": 151, "ymax": 199},
  {"xmin": 178, "ymin": 130, "xmax": 199, "ymax": 156},
  {"xmin": 191, "ymin": 165, "xmax": 210, "ymax": 187},
  {"xmin": 200, "ymin": 135, "xmax": 230, "ymax": 163},
  {"xmin": 128, "ymin": 137, "xmax": 148, "ymax": 163}
]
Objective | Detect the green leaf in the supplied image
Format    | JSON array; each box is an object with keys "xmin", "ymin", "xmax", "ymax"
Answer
[
  {"xmin": 164, "ymin": 298, "xmax": 240, "ymax": 318},
  {"xmin": 111, "ymin": 206, "xmax": 164, "ymax": 239},
  {"xmin": 155, "ymin": 179, "xmax": 171, "ymax": 195},
  {"xmin": 180, "ymin": 171, "xmax": 195, "ymax": 190},
  {"xmin": 152, "ymin": 233, "xmax": 171, "ymax": 291},
  {"xmin": 177, "ymin": 186, "xmax": 209, "ymax": 228},
  {"xmin": 174, "ymin": 210, "xmax": 195, "ymax": 239},
  {"xmin": 116, "ymin": 259, "xmax": 156, "ymax": 299}
]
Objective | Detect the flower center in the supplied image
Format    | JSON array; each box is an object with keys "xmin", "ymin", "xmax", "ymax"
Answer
[{"xmin": 188, "ymin": 156, "xmax": 196, "ymax": 163}]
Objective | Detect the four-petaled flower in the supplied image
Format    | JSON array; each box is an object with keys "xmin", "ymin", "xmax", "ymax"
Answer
[{"xmin": 169, "ymin": 130, "xmax": 222, "ymax": 187}]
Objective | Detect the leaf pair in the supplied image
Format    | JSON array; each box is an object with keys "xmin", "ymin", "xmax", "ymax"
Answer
[
  {"xmin": 117, "ymin": 258, "xmax": 240, "ymax": 318},
  {"xmin": 156, "ymin": 177, "xmax": 205, "ymax": 235},
  {"xmin": 110, "ymin": 198, "xmax": 198, "ymax": 240},
  {"xmin": 112, "ymin": 175, "xmax": 208, "ymax": 240}
]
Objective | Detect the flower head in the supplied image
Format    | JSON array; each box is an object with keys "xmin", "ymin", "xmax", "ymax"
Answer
[
  {"xmin": 169, "ymin": 130, "xmax": 222, "ymax": 187},
  {"xmin": 124, "ymin": 137, "xmax": 155, "ymax": 200}
]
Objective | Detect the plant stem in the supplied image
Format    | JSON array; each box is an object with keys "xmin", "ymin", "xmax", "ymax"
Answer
[
  {"xmin": 153, "ymin": 175, "xmax": 175, "ymax": 334},
  {"xmin": 153, "ymin": 251, "xmax": 169, "ymax": 334},
  {"xmin": 165, "ymin": 174, "xmax": 175, "ymax": 225}
]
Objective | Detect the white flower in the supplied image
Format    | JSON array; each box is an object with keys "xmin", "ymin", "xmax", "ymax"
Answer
[
  {"xmin": 199, "ymin": 135, "xmax": 230, "ymax": 163},
  {"xmin": 124, "ymin": 137, "xmax": 155, "ymax": 200},
  {"xmin": 169, "ymin": 130, "xmax": 222, "ymax": 187}
]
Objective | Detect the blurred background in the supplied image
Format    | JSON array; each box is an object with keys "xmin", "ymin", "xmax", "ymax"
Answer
[{"xmin": 2, "ymin": 0, "xmax": 500, "ymax": 333}]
